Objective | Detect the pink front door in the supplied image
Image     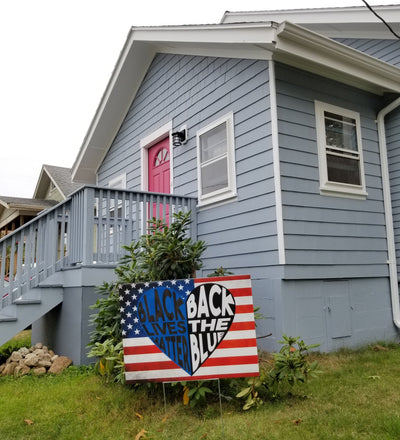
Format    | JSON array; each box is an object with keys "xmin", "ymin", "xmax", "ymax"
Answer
[{"xmin": 148, "ymin": 137, "xmax": 170, "ymax": 222}]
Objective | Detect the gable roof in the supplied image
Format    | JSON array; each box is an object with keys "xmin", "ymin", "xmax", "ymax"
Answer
[
  {"xmin": 71, "ymin": 8, "xmax": 400, "ymax": 184},
  {"xmin": 34, "ymin": 164, "xmax": 82, "ymax": 199}
]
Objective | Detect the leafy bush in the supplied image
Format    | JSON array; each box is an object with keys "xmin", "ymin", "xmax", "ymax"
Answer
[
  {"xmin": 237, "ymin": 335, "xmax": 320, "ymax": 410},
  {"xmin": 88, "ymin": 339, "xmax": 125, "ymax": 383},
  {"xmin": 88, "ymin": 211, "xmax": 206, "ymax": 385}
]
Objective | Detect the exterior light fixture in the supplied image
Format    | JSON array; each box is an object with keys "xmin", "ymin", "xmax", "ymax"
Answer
[{"xmin": 171, "ymin": 126, "xmax": 188, "ymax": 147}]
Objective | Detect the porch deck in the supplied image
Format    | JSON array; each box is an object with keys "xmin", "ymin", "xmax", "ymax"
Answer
[{"xmin": 0, "ymin": 186, "xmax": 197, "ymax": 346}]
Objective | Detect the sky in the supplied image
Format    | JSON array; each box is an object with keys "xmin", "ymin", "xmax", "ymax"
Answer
[{"xmin": 1, "ymin": 0, "xmax": 399, "ymax": 198}]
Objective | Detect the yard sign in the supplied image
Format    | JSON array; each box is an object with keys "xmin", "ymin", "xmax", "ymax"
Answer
[{"xmin": 119, "ymin": 274, "xmax": 259, "ymax": 382}]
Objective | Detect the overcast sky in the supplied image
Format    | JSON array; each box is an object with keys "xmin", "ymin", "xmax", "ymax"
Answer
[{"xmin": 1, "ymin": 0, "xmax": 399, "ymax": 197}]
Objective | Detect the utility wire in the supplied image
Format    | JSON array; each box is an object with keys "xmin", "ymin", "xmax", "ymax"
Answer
[{"xmin": 361, "ymin": 0, "xmax": 400, "ymax": 40}]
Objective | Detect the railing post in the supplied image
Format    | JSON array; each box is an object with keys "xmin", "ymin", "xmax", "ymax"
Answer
[
  {"xmin": 82, "ymin": 187, "xmax": 95, "ymax": 266},
  {"xmin": 189, "ymin": 198, "xmax": 198, "ymax": 241}
]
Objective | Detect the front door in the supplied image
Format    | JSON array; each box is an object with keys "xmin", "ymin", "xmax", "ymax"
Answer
[{"xmin": 148, "ymin": 137, "xmax": 170, "ymax": 222}]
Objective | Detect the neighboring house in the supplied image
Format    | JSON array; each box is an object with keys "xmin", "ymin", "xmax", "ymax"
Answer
[
  {"xmin": 0, "ymin": 165, "xmax": 81, "ymax": 237},
  {"xmin": 1, "ymin": 5, "xmax": 400, "ymax": 364},
  {"xmin": 0, "ymin": 197, "xmax": 57, "ymax": 237},
  {"xmin": 34, "ymin": 164, "xmax": 82, "ymax": 203}
]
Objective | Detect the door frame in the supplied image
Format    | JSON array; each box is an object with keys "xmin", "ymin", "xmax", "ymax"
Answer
[{"xmin": 140, "ymin": 121, "xmax": 173, "ymax": 192}]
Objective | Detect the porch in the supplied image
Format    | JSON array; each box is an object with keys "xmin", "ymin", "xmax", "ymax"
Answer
[{"xmin": 0, "ymin": 186, "xmax": 197, "ymax": 355}]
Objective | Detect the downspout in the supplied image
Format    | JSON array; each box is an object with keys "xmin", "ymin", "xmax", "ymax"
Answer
[{"xmin": 377, "ymin": 97, "xmax": 400, "ymax": 328}]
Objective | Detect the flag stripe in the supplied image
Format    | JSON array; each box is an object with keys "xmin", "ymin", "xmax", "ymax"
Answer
[
  {"xmin": 218, "ymin": 338, "xmax": 257, "ymax": 349},
  {"xmin": 229, "ymin": 321, "xmax": 255, "ymax": 331},
  {"xmin": 124, "ymin": 346, "xmax": 257, "ymax": 363},
  {"xmin": 124, "ymin": 337, "xmax": 258, "ymax": 353}
]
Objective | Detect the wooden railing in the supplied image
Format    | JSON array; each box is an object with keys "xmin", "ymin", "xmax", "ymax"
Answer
[{"xmin": 0, "ymin": 186, "xmax": 197, "ymax": 309}]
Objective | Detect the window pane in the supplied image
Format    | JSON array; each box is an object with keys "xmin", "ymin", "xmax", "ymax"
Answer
[
  {"xmin": 201, "ymin": 157, "xmax": 228, "ymax": 195},
  {"xmin": 200, "ymin": 122, "xmax": 227, "ymax": 162},
  {"xmin": 327, "ymin": 154, "xmax": 361, "ymax": 185},
  {"xmin": 325, "ymin": 112, "xmax": 358, "ymax": 152}
]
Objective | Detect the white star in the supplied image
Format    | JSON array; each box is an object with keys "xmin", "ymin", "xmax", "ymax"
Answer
[
  {"xmin": 127, "ymin": 324, "xmax": 133, "ymax": 330},
  {"xmin": 127, "ymin": 312, "xmax": 132, "ymax": 318},
  {"xmin": 121, "ymin": 318, "xmax": 125, "ymax": 324},
  {"xmin": 125, "ymin": 300, "xmax": 131, "ymax": 306},
  {"xmin": 144, "ymin": 282, "xmax": 149, "ymax": 287},
  {"xmin": 134, "ymin": 318, "xmax": 139, "ymax": 323},
  {"xmin": 138, "ymin": 288, "xmax": 144, "ymax": 293},
  {"xmin": 120, "ymin": 307, "xmax": 125, "ymax": 312},
  {"xmin": 185, "ymin": 279, "xmax": 190, "ymax": 284},
  {"xmin": 171, "ymin": 280, "xmax": 176, "ymax": 285},
  {"xmin": 118, "ymin": 284, "xmax": 122, "ymax": 289},
  {"xmin": 119, "ymin": 295, "xmax": 123, "ymax": 301},
  {"xmin": 132, "ymin": 294, "xmax": 137, "ymax": 300},
  {"xmin": 122, "ymin": 330, "xmax": 126, "ymax": 336},
  {"xmin": 133, "ymin": 306, "xmax": 137, "ymax": 311},
  {"xmin": 158, "ymin": 280, "xmax": 163, "ymax": 286},
  {"xmin": 131, "ymin": 283, "xmax": 136, "ymax": 288},
  {"xmin": 186, "ymin": 290, "xmax": 191, "ymax": 296},
  {"xmin": 178, "ymin": 285, "xmax": 184, "ymax": 290},
  {"xmin": 125, "ymin": 289, "xmax": 130, "ymax": 295},
  {"xmin": 134, "ymin": 329, "xmax": 140, "ymax": 335}
]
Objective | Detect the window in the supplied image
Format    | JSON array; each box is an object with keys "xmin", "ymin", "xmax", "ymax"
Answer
[
  {"xmin": 315, "ymin": 101, "xmax": 367, "ymax": 199},
  {"xmin": 197, "ymin": 113, "xmax": 237, "ymax": 206}
]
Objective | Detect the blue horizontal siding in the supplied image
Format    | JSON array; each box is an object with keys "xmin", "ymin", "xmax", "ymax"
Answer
[
  {"xmin": 336, "ymin": 38, "xmax": 400, "ymax": 68},
  {"xmin": 97, "ymin": 54, "xmax": 280, "ymax": 279},
  {"xmin": 275, "ymin": 63, "xmax": 388, "ymax": 279}
]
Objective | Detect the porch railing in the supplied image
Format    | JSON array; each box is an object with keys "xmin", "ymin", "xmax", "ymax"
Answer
[{"xmin": 0, "ymin": 185, "xmax": 197, "ymax": 310}]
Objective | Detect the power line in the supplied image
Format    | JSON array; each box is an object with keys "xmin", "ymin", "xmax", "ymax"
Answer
[{"xmin": 361, "ymin": 0, "xmax": 400, "ymax": 40}]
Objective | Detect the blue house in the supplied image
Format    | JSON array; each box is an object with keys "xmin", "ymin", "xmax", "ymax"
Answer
[{"xmin": 2, "ymin": 5, "xmax": 400, "ymax": 363}]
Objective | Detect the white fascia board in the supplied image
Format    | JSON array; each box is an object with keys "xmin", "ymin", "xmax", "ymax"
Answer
[
  {"xmin": 32, "ymin": 166, "xmax": 47, "ymax": 199},
  {"xmin": 222, "ymin": 6, "xmax": 400, "ymax": 24},
  {"xmin": 274, "ymin": 21, "xmax": 400, "ymax": 95},
  {"xmin": 132, "ymin": 23, "xmax": 277, "ymax": 59},
  {"xmin": 221, "ymin": 6, "xmax": 400, "ymax": 39},
  {"xmin": 131, "ymin": 23, "xmax": 278, "ymax": 44}
]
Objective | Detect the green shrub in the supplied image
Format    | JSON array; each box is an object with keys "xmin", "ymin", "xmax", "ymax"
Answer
[
  {"xmin": 88, "ymin": 211, "xmax": 206, "ymax": 386},
  {"xmin": 237, "ymin": 335, "xmax": 320, "ymax": 410}
]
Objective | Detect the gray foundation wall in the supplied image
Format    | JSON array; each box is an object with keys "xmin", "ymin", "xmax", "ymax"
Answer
[
  {"xmin": 32, "ymin": 267, "xmax": 116, "ymax": 365},
  {"xmin": 255, "ymin": 276, "xmax": 399, "ymax": 353}
]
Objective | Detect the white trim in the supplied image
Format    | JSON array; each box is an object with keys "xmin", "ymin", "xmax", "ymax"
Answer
[
  {"xmin": 377, "ymin": 97, "xmax": 400, "ymax": 329},
  {"xmin": 269, "ymin": 60, "xmax": 286, "ymax": 265},
  {"xmin": 315, "ymin": 101, "xmax": 367, "ymax": 200},
  {"xmin": 196, "ymin": 112, "xmax": 237, "ymax": 207},
  {"xmin": 140, "ymin": 121, "xmax": 173, "ymax": 192},
  {"xmin": 108, "ymin": 173, "xmax": 127, "ymax": 189}
]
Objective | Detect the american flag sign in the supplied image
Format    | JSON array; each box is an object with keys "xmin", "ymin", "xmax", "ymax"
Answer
[{"xmin": 119, "ymin": 274, "xmax": 259, "ymax": 382}]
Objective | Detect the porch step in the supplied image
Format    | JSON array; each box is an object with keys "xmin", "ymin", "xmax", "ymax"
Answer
[
  {"xmin": 0, "ymin": 286, "xmax": 63, "ymax": 347},
  {"xmin": 13, "ymin": 291, "xmax": 42, "ymax": 305}
]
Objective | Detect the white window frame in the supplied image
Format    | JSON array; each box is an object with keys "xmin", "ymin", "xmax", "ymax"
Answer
[
  {"xmin": 315, "ymin": 101, "xmax": 367, "ymax": 199},
  {"xmin": 196, "ymin": 112, "xmax": 237, "ymax": 207}
]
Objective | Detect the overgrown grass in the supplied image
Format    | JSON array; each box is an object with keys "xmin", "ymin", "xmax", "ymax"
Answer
[{"xmin": 2, "ymin": 342, "xmax": 400, "ymax": 439}]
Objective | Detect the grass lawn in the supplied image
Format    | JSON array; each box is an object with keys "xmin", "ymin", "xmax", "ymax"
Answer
[{"xmin": 2, "ymin": 341, "xmax": 400, "ymax": 439}]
